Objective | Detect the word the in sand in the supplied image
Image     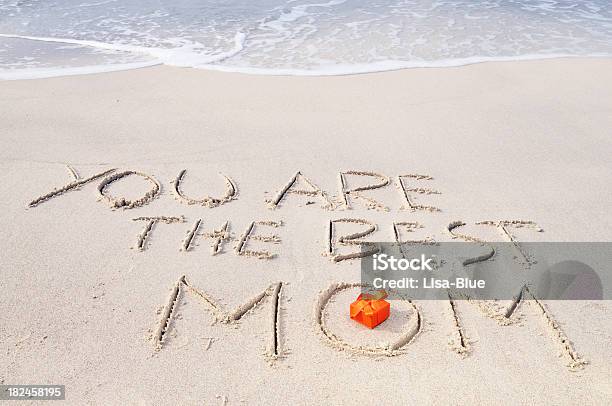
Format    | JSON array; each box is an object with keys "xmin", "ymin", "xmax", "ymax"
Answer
[{"xmin": 132, "ymin": 217, "xmax": 283, "ymax": 258}]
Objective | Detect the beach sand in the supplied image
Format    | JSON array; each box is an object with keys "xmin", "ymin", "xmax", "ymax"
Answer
[{"xmin": 1, "ymin": 58, "xmax": 611, "ymax": 404}]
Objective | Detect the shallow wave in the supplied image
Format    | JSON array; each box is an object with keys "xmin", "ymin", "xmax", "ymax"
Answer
[
  {"xmin": 0, "ymin": 32, "xmax": 246, "ymax": 66},
  {"xmin": 1, "ymin": 0, "xmax": 612, "ymax": 79}
]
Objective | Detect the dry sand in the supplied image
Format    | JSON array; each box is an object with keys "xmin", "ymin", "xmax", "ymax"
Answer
[{"xmin": 1, "ymin": 58, "xmax": 611, "ymax": 404}]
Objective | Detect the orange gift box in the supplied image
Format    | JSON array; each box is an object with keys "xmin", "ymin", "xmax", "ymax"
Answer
[{"xmin": 350, "ymin": 293, "xmax": 390, "ymax": 329}]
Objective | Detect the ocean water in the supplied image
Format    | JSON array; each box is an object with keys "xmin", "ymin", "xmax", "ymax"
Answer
[{"xmin": 1, "ymin": 0, "xmax": 611, "ymax": 79}]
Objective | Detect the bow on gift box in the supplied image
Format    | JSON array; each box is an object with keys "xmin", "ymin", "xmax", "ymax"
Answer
[
  {"xmin": 349, "ymin": 297, "xmax": 386, "ymax": 317},
  {"xmin": 350, "ymin": 290, "xmax": 390, "ymax": 329}
]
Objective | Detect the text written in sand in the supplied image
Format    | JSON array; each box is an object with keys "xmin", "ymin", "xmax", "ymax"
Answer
[
  {"xmin": 27, "ymin": 165, "xmax": 588, "ymax": 371},
  {"xmin": 29, "ymin": 166, "xmax": 544, "ymax": 261}
]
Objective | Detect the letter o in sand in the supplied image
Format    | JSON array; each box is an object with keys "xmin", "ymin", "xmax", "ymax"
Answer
[
  {"xmin": 314, "ymin": 282, "xmax": 421, "ymax": 356},
  {"xmin": 97, "ymin": 171, "xmax": 161, "ymax": 209}
]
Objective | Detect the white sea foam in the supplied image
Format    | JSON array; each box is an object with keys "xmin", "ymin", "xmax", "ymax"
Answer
[
  {"xmin": 0, "ymin": 32, "xmax": 246, "ymax": 66},
  {"xmin": 0, "ymin": 60, "xmax": 159, "ymax": 80},
  {"xmin": 1, "ymin": 0, "xmax": 611, "ymax": 79}
]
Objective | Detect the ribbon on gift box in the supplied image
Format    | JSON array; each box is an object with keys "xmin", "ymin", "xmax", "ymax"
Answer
[{"xmin": 350, "ymin": 295, "xmax": 388, "ymax": 318}]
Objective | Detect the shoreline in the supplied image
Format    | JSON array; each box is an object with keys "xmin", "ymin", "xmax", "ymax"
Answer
[{"xmin": 1, "ymin": 51, "xmax": 612, "ymax": 81}]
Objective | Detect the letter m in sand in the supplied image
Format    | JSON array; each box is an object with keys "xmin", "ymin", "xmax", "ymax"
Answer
[{"xmin": 154, "ymin": 275, "xmax": 283, "ymax": 361}]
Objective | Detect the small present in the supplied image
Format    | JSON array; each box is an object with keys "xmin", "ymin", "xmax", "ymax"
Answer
[{"xmin": 350, "ymin": 291, "xmax": 390, "ymax": 329}]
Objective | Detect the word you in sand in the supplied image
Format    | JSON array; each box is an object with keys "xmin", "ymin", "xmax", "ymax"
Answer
[{"xmin": 28, "ymin": 166, "xmax": 544, "ymax": 260}]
